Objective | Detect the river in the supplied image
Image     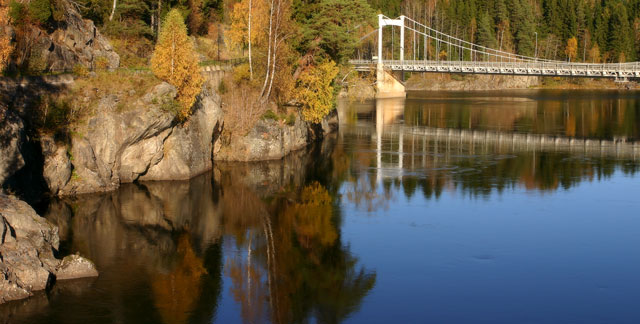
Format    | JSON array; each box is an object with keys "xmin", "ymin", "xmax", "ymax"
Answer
[{"xmin": 2, "ymin": 90, "xmax": 640, "ymax": 323}]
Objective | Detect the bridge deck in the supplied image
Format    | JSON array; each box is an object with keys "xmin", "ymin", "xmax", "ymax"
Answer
[{"xmin": 351, "ymin": 60, "xmax": 640, "ymax": 79}]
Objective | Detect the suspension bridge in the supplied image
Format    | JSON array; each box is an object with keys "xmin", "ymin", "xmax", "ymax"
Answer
[{"xmin": 351, "ymin": 15, "xmax": 640, "ymax": 98}]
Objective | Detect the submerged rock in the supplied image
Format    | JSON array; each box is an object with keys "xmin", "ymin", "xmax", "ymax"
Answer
[
  {"xmin": 55, "ymin": 254, "xmax": 99, "ymax": 280},
  {"xmin": 0, "ymin": 194, "xmax": 97, "ymax": 304}
]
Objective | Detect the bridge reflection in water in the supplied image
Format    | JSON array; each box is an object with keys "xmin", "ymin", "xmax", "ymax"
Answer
[{"xmin": 338, "ymin": 91, "xmax": 640, "ymax": 186}]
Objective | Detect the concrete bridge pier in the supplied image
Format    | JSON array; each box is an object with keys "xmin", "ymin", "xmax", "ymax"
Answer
[{"xmin": 376, "ymin": 63, "xmax": 406, "ymax": 98}]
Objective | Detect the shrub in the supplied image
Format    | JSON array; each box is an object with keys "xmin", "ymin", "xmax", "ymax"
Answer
[
  {"xmin": 28, "ymin": 0, "xmax": 51, "ymax": 24},
  {"xmin": 263, "ymin": 109, "xmax": 277, "ymax": 120},
  {"xmin": 217, "ymin": 78, "xmax": 227, "ymax": 94},
  {"xmin": 72, "ymin": 64, "xmax": 89, "ymax": 77},
  {"xmin": 286, "ymin": 113, "xmax": 296, "ymax": 126},
  {"xmin": 94, "ymin": 56, "xmax": 110, "ymax": 70},
  {"xmin": 160, "ymin": 97, "xmax": 182, "ymax": 117},
  {"xmin": 295, "ymin": 60, "xmax": 339, "ymax": 123},
  {"xmin": 8, "ymin": 1, "xmax": 26, "ymax": 25},
  {"xmin": 221, "ymin": 80, "xmax": 267, "ymax": 137},
  {"xmin": 232, "ymin": 63, "xmax": 250, "ymax": 83},
  {"xmin": 27, "ymin": 47, "xmax": 47, "ymax": 74}
]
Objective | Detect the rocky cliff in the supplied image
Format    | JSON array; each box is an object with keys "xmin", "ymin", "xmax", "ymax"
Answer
[
  {"xmin": 0, "ymin": 106, "xmax": 25, "ymax": 187},
  {"xmin": 39, "ymin": 83, "xmax": 223, "ymax": 196},
  {"xmin": 7, "ymin": 0, "xmax": 119, "ymax": 73}
]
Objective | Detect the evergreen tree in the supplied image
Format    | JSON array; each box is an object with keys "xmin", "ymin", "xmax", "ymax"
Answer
[
  {"xmin": 607, "ymin": 1, "xmax": 633, "ymax": 62},
  {"xmin": 475, "ymin": 11, "xmax": 496, "ymax": 49},
  {"xmin": 297, "ymin": 0, "xmax": 375, "ymax": 63}
]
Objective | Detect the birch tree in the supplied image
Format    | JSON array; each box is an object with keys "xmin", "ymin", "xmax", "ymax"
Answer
[{"xmin": 109, "ymin": 0, "xmax": 116, "ymax": 21}]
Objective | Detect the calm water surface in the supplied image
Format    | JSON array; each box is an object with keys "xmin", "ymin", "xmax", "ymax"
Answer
[{"xmin": 2, "ymin": 90, "xmax": 640, "ymax": 324}]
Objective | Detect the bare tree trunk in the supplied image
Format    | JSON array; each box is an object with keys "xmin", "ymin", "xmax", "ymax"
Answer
[
  {"xmin": 265, "ymin": 0, "xmax": 283, "ymax": 100},
  {"xmin": 109, "ymin": 0, "xmax": 117, "ymax": 21},
  {"xmin": 248, "ymin": 0, "xmax": 253, "ymax": 80},
  {"xmin": 156, "ymin": 0, "xmax": 162, "ymax": 38},
  {"xmin": 260, "ymin": 0, "xmax": 275, "ymax": 99}
]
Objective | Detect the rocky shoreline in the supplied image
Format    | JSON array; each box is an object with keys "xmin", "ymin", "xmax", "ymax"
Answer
[
  {"xmin": 0, "ymin": 194, "xmax": 98, "ymax": 304},
  {"xmin": 0, "ymin": 76, "xmax": 337, "ymax": 305}
]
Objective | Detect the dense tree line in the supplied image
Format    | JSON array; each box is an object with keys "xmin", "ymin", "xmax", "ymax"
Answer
[{"xmin": 367, "ymin": 0, "xmax": 640, "ymax": 62}]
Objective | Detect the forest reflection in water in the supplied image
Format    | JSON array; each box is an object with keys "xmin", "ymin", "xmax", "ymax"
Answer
[
  {"xmin": 2, "ymin": 90, "xmax": 640, "ymax": 323},
  {"xmin": 0, "ymin": 141, "xmax": 377, "ymax": 324},
  {"xmin": 337, "ymin": 90, "xmax": 640, "ymax": 206}
]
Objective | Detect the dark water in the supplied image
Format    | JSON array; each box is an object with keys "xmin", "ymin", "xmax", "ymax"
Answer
[{"xmin": 3, "ymin": 90, "xmax": 640, "ymax": 324}]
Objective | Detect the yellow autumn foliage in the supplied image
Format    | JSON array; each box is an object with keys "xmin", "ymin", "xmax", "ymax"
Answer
[
  {"xmin": 296, "ymin": 60, "xmax": 339, "ymax": 124},
  {"xmin": 565, "ymin": 37, "xmax": 578, "ymax": 62},
  {"xmin": 281, "ymin": 182, "xmax": 337, "ymax": 250},
  {"xmin": 228, "ymin": 0, "xmax": 269, "ymax": 51},
  {"xmin": 152, "ymin": 234, "xmax": 207, "ymax": 324},
  {"xmin": 151, "ymin": 9, "xmax": 203, "ymax": 120},
  {"xmin": 0, "ymin": 0, "xmax": 13, "ymax": 72}
]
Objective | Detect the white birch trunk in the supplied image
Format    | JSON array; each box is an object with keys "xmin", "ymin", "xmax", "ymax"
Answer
[
  {"xmin": 109, "ymin": 0, "xmax": 117, "ymax": 21},
  {"xmin": 260, "ymin": 0, "xmax": 275, "ymax": 98}
]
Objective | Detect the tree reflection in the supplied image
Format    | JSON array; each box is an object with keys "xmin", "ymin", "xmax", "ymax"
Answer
[
  {"xmin": 217, "ymin": 162, "xmax": 377, "ymax": 324},
  {"xmin": 152, "ymin": 233, "xmax": 208, "ymax": 324},
  {"xmin": 404, "ymin": 91, "xmax": 640, "ymax": 140},
  {"xmin": 335, "ymin": 94, "xmax": 640, "ymax": 205}
]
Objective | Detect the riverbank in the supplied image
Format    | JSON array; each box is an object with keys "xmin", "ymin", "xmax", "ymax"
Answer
[
  {"xmin": 342, "ymin": 73, "xmax": 639, "ymax": 100},
  {"xmin": 0, "ymin": 72, "xmax": 337, "ymax": 305}
]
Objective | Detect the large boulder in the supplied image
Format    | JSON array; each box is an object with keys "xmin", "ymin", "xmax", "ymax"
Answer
[
  {"xmin": 0, "ymin": 195, "xmax": 58, "ymax": 303},
  {"xmin": 30, "ymin": 0, "xmax": 120, "ymax": 71},
  {"xmin": 0, "ymin": 194, "xmax": 99, "ymax": 304},
  {"xmin": 214, "ymin": 113, "xmax": 309, "ymax": 161},
  {"xmin": 0, "ymin": 106, "xmax": 25, "ymax": 187},
  {"xmin": 214, "ymin": 109, "xmax": 338, "ymax": 162},
  {"xmin": 40, "ymin": 136, "xmax": 72, "ymax": 196}
]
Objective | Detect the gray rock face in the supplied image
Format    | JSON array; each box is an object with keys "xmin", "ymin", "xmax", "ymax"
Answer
[
  {"xmin": 214, "ymin": 114, "xmax": 309, "ymax": 161},
  {"xmin": 42, "ymin": 83, "xmax": 224, "ymax": 196},
  {"xmin": 0, "ymin": 194, "xmax": 99, "ymax": 304},
  {"xmin": 0, "ymin": 195, "xmax": 57, "ymax": 303},
  {"xmin": 141, "ymin": 91, "xmax": 223, "ymax": 181},
  {"xmin": 0, "ymin": 106, "xmax": 25, "ymax": 187},
  {"xmin": 31, "ymin": 0, "xmax": 119, "ymax": 71},
  {"xmin": 214, "ymin": 110, "xmax": 338, "ymax": 162},
  {"xmin": 41, "ymin": 136, "xmax": 72, "ymax": 196}
]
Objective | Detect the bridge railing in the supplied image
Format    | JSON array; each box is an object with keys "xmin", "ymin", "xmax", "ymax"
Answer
[{"xmin": 350, "ymin": 59, "xmax": 640, "ymax": 75}]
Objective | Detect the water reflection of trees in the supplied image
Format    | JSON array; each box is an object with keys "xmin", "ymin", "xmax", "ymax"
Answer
[
  {"xmin": 34, "ymin": 174, "xmax": 224, "ymax": 324},
  {"xmin": 14, "ymin": 142, "xmax": 375, "ymax": 324},
  {"xmin": 335, "ymin": 131, "xmax": 640, "ymax": 205},
  {"xmin": 217, "ymin": 151, "xmax": 376, "ymax": 324},
  {"xmin": 404, "ymin": 92, "xmax": 640, "ymax": 140}
]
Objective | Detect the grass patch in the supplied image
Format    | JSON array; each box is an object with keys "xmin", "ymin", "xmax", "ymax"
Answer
[
  {"xmin": 31, "ymin": 70, "xmax": 160, "ymax": 138},
  {"xmin": 262, "ymin": 109, "xmax": 297, "ymax": 126},
  {"xmin": 110, "ymin": 37, "xmax": 154, "ymax": 69}
]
